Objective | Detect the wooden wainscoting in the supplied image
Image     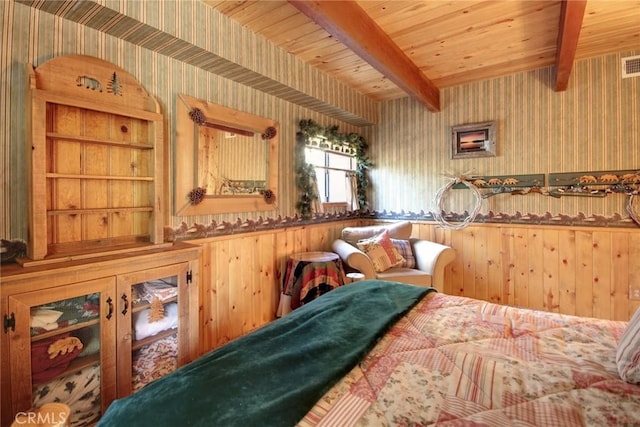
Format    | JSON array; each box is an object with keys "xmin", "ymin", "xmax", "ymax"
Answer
[
  {"xmin": 188, "ymin": 220, "xmax": 364, "ymax": 355},
  {"xmin": 189, "ymin": 219, "xmax": 639, "ymax": 355},
  {"xmin": 410, "ymin": 221, "xmax": 640, "ymax": 322}
]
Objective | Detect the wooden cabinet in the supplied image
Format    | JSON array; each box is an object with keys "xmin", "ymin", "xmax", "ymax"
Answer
[
  {"xmin": 1, "ymin": 53, "xmax": 194, "ymax": 426},
  {"xmin": 115, "ymin": 263, "xmax": 194, "ymax": 398},
  {"xmin": 6, "ymin": 52, "xmax": 198, "ymax": 425},
  {"xmin": 0, "ymin": 243, "xmax": 200, "ymax": 427},
  {"xmin": 24, "ymin": 54, "xmax": 165, "ymax": 263},
  {"xmin": 8, "ymin": 277, "xmax": 118, "ymax": 426}
]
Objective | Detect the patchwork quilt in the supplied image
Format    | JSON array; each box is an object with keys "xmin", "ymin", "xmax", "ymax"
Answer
[{"xmin": 299, "ymin": 292, "xmax": 640, "ymax": 426}]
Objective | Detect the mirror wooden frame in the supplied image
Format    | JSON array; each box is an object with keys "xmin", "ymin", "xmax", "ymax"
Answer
[{"xmin": 174, "ymin": 94, "xmax": 279, "ymax": 215}]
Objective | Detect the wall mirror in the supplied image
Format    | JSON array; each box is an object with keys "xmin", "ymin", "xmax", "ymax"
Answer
[{"xmin": 174, "ymin": 94, "xmax": 279, "ymax": 215}]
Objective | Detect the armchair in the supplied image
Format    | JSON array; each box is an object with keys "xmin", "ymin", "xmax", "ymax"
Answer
[{"xmin": 331, "ymin": 221, "xmax": 455, "ymax": 288}]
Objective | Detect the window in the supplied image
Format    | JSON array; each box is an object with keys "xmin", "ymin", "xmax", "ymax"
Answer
[{"xmin": 305, "ymin": 146, "xmax": 357, "ymax": 205}]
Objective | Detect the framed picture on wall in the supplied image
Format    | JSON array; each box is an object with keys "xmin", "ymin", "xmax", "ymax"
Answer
[{"xmin": 451, "ymin": 121, "xmax": 496, "ymax": 159}]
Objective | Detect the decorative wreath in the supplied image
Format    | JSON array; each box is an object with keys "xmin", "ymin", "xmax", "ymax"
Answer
[{"xmin": 434, "ymin": 173, "xmax": 483, "ymax": 230}]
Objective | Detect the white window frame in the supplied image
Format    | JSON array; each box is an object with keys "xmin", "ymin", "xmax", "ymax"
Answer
[{"xmin": 304, "ymin": 142, "xmax": 357, "ymax": 207}]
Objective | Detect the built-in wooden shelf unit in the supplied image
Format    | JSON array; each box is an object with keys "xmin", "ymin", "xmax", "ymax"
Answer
[{"xmin": 24, "ymin": 55, "xmax": 165, "ymax": 264}]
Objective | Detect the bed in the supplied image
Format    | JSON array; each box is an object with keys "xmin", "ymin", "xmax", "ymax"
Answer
[{"xmin": 98, "ymin": 280, "xmax": 640, "ymax": 426}]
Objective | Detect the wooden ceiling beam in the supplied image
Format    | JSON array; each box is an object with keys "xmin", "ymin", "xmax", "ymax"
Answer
[
  {"xmin": 554, "ymin": 0, "xmax": 587, "ymax": 91},
  {"xmin": 289, "ymin": 0, "xmax": 440, "ymax": 112}
]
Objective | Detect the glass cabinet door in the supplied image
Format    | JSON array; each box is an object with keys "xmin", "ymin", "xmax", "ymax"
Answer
[
  {"xmin": 116, "ymin": 262, "xmax": 190, "ymax": 397},
  {"xmin": 8, "ymin": 277, "xmax": 117, "ymax": 427}
]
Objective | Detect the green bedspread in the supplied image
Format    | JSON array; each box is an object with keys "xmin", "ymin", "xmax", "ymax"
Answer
[{"xmin": 98, "ymin": 280, "xmax": 434, "ymax": 427}]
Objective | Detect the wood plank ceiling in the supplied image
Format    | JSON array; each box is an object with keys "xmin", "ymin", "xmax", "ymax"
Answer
[{"xmin": 205, "ymin": 0, "xmax": 640, "ymax": 110}]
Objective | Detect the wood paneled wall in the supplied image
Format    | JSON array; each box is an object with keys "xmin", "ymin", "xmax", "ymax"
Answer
[
  {"xmin": 414, "ymin": 221, "xmax": 640, "ymax": 321},
  {"xmin": 189, "ymin": 219, "xmax": 640, "ymax": 355},
  {"xmin": 190, "ymin": 220, "xmax": 364, "ymax": 353}
]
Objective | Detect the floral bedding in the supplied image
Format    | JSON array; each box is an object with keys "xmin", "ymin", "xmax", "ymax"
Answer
[{"xmin": 299, "ymin": 292, "xmax": 640, "ymax": 426}]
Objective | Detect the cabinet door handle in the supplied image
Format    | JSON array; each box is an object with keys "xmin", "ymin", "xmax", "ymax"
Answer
[
  {"xmin": 106, "ymin": 297, "xmax": 113, "ymax": 320},
  {"xmin": 121, "ymin": 294, "xmax": 129, "ymax": 315}
]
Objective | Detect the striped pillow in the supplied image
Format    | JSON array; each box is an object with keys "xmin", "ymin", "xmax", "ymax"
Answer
[
  {"xmin": 617, "ymin": 307, "xmax": 640, "ymax": 384},
  {"xmin": 390, "ymin": 239, "xmax": 416, "ymax": 269}
]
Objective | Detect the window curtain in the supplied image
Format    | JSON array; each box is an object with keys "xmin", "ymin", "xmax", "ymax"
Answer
[
  {"xmin": 346, "ymin": 171, "xmax": 359, "ymax": 211},
  {"xmin": 311, "ymin": 173, "xmax": 324, "ymax": 214}
]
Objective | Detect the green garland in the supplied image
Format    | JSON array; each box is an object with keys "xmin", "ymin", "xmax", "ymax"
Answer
[
  {"xmin": 296, "ymin": 119, "xmax": 371, "ymax": 219},
  {"xmin": 295, "ymin": 131, "xmax": 319, "ymax": 219}
]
